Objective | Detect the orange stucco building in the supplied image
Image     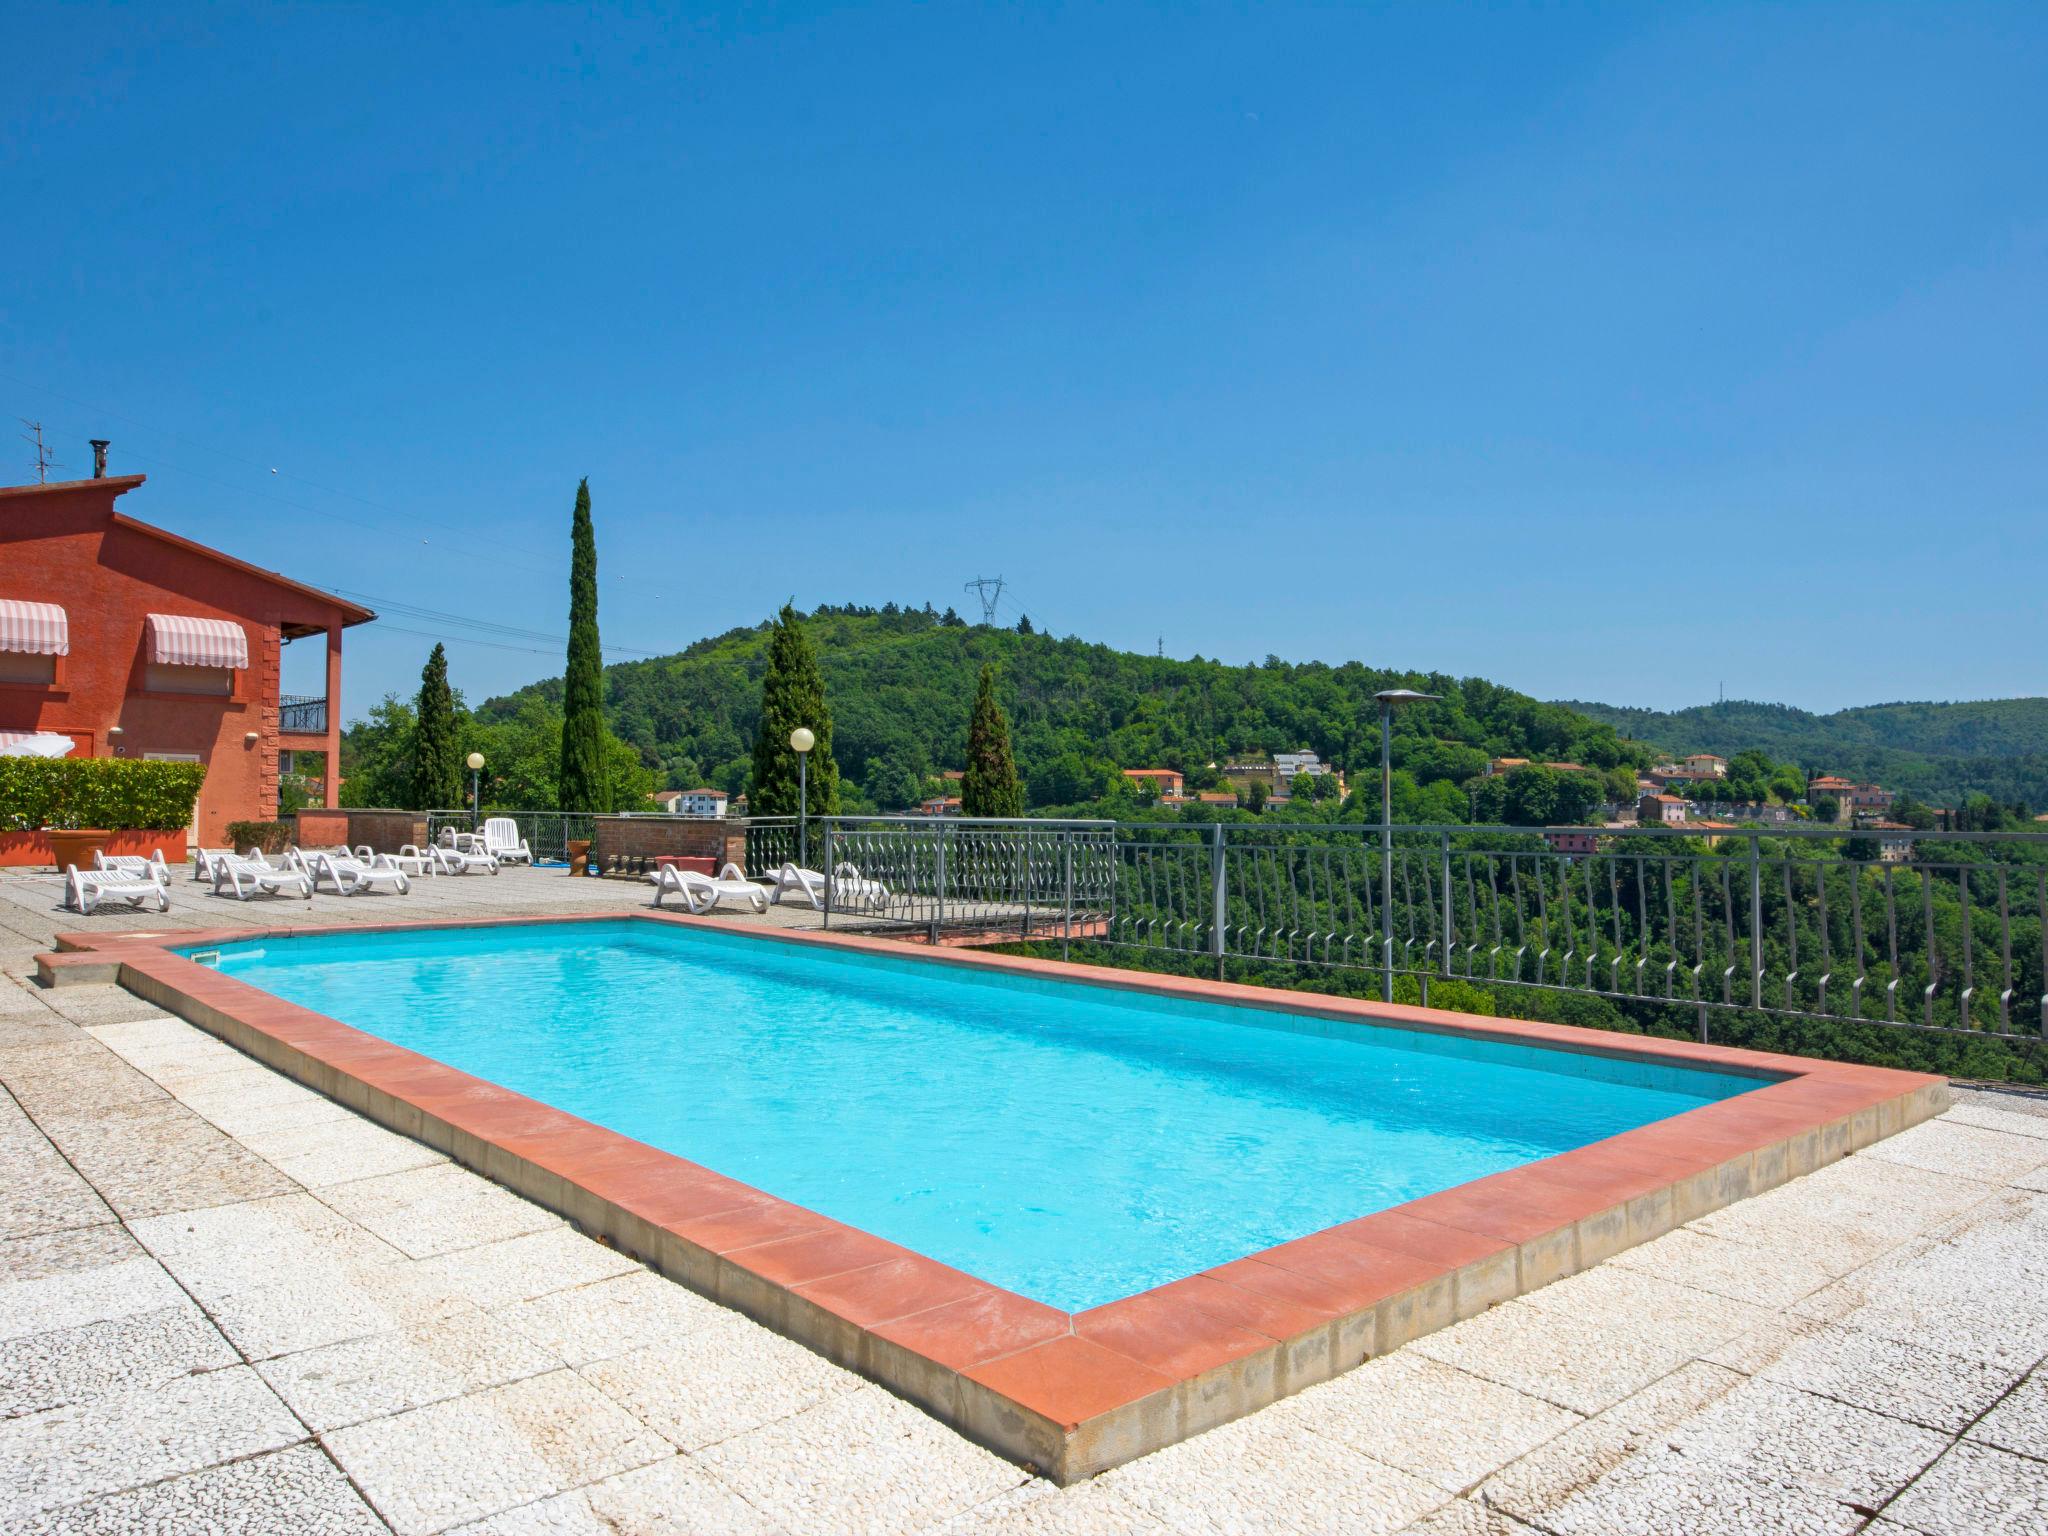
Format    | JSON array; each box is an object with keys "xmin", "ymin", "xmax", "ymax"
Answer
[{"xmin": 0, "ymin": 472, "xmax": 374, "ymax": 844}]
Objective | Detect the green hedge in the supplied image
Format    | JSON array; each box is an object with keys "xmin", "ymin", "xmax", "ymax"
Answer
[
  {"xmin": 223, "ymin": 820, "xmax": 292, "ymax": 854},
  {"xmin": 0, "ymin": 758, "xmax": 207, "ymax": 832}
]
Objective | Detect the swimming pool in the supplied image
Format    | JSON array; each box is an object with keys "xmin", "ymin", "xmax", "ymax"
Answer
[{"xmin": 192, "ymin": 918, "xmax": 1760, "ymax": 1311}]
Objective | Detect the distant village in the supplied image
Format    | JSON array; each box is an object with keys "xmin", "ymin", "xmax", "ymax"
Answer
[{"xmin": 643, "ymin": 747, "xmax": 1929, "ymax": 858}]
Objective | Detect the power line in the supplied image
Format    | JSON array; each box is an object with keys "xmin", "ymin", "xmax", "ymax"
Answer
[
  {"xmin": 369, "ymin": 623, "xmax": 567, "ymax": 658},
  {"xmin": 331, "ymin": 589, "xmax": 665, "ymax": 658}
]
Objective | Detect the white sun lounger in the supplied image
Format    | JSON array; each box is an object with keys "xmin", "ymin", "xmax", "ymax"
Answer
[
  {"xmin": 93, "ymin": 849, "xmax": 171, "ymax": 886},
  {"xmin": 304, "ymin": 849, "xmax": 412, "ymax": 896},
  {"xmin": 651, "ymin": 862, "xmax": 768, "ymax": 915},
  {"xmin": 768, "ymin": 861, "xmax": 890, "ymax": 913},
  {"xmin": 478, "ymin": 817, "xmax": 533, "ymax": 865},
  {"xmin": 213, "ymin": 852, "xmax": 312, "ymax": 901},
  {"xmin": 390, "ymin": 845, "xmax": 437, "ymax": 876},
  {"xmin": 192, "ymin": 847, "xmax": 235, "ymax": 882},
  {"xmin": 429, "ymin": 842, "xmax": 498, "ymax": 876},
  {"xmin": 64, "ymin": 864, "xmax": 170, "ymax": 915}
]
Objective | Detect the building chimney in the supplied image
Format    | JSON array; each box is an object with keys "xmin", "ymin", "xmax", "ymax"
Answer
[{"xmin": 89, "ymin": 439, "xmax": 109, "ymax": 478}]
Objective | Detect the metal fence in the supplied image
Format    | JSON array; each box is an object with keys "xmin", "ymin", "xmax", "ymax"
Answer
[
  {"xmin": 1108, "ymin": 821, "xmax": 2048, "ymax": 1041},
  {"xmin": 744, "ymin": 816, "xmax": 1119, "ymax": 945},
  {"xmin": 764, "ymin": 815, "xmax": 2047, "ymax": 1043},
  {"xmin": 425, "ymin": 809, "xmax": 597, "ymax": 863},
  {"xmin": 417, "ymin": 808, "xmax": 2047, "ymax": 1044}
]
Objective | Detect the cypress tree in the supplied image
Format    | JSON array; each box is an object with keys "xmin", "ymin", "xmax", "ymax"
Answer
[
  {"xmin": 749, "ymin": 604, "xmax": 839, "ymax": 817},
  {"xmin": 962, "ymin": 662, "xmax": 1023, "ymax": 817},
  {"xmin": 558, "ymin": 478, "xmax": 609, "ymax": 812},
  {"xmin": 409, "ymin": 644, "xmax": 462, "ymax": 810}
]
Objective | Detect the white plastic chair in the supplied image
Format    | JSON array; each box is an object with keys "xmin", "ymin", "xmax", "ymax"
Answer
[
  {"xmin": 651, "ymin": 861, "xmax": 768, "ymax": 914},
  {"xmin": 304, "ymin": 849, "xmax": 412, "ymax": 896},
  {"xmin": 768, "ymin": 861, "xmax": 889, "ymax": 913},
  {"xmin": 93, "ymin": 849, "xmax": 171, "ymax": 886},
  {"xmin": 478, "ymin": 817, "xmax": 532, "ymax": 865},
  {"xmin": 191, "ymin": 847, "xmax": 234, "ymax": 882},
  {"xmin": 429, "ymin": 842, "xmax": 498, "ymax": 876},
  {"xmin": 65, "ymin": 865, "xmax": 170, "ymax": 915},
  {"xmin": 213, "ymin": 852, "xmax": 312, "ymax": 901}
]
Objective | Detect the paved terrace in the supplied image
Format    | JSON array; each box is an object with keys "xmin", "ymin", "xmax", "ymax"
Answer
[{"xmin": 2, "ymin": 866, "xmax": 2045, "ymax": 1535}]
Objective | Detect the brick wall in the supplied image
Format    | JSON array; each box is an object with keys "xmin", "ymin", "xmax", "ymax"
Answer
[
  {"xmin": 343, "ymin": 810, "xmax": 430, "ymax": 853},
  {"xmin": 593, "ymin": 815, "xmax": 745, "ymax": 871},
  {"xmin": 0, "ymin": 476, "xmax": 365, "ymax": 843}
]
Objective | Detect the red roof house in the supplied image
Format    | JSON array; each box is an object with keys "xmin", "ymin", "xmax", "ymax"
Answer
[{"xmin": 1, "ymin": 471, "xmax": 374, "ymax": 844}]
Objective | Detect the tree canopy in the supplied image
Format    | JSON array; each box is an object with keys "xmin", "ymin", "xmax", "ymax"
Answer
[
  {"xmin": 558, "ymin": 479, "xmax": 609, "ymax": 813},
  {"xmin": 748, "ymin": 604, "xmax": 840, "ymax": 817},
  {"xmin": 408, "ymin": 643, "xmax": 462, "ymax": 810},
  {"xmin": 962, "ymin": 663, "xmax": 1022, "ymax": 817}
]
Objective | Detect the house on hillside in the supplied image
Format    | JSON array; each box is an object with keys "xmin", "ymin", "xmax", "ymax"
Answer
[
  {"xmin": 1122, "ymin": 768, "xmax": 1185, "ymax": 799},
  {"xmin": 653, "ymin": 787, "xmax": 728, "ymax": 818},
  {"xmin": 0, "ymin": 461, "xmax": 374, "ymax": 843},
  {"xmin": 1808, "ymin": 776, "xmax": 1856, "ymax": 823},
  {"xmin": 1868, "ymin": 822, "xmax": 1918, "ymax": 863},
  {"xmin": 1545, "ymin": 829, "xmax": 1601, "ymax": 856},
  {"xmin": 1640, "ymin": 792, "xmax": 1689, "ymax": 825},
  {"xmin": 917, "ymin": 796, "xmax": 962, "ymax": 816},
  {"xmin": 1681, "ymin": 754, "xmax": 1728, "ymax": 779}
]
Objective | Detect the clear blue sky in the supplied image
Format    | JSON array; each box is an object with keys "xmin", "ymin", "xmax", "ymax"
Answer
[{"xmin": 5, "ymin": 3, "xmax": 2043, "ymax": 722}]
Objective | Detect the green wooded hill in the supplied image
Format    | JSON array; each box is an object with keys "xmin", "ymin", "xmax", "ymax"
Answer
[
  {"xmin": 478, "ymin": 605, "xmax": 2047, "ymax": 813},
  {"xmin": 1558, "ymin": 698, "xmax": 2048, "ymax": 810},
  {"xmin": 479, "ymin": 604, "xmax": 1648, "ymax": 816}
]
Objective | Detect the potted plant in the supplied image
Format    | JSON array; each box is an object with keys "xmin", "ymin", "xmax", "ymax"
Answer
[{"xmin": 46, "ymin": 819, "xmax": 113, "ymax": 875}]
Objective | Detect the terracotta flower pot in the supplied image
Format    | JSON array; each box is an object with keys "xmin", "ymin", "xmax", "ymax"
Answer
[
  {"xmin": 566, "ymin": 839, "xmax": 593, "ymax": 876},
  {"xmin": 48, "ymin": 829, "xmax": 113, "ymax": 873}
]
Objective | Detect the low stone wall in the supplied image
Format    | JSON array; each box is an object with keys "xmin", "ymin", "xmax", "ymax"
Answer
[
  {"xmin": 292, "ymin": 809, "xmax": 429, "ymax": 854},
  {"xmin": 592, "ymin": 815, "xmax": 745, "ymax": 876}
]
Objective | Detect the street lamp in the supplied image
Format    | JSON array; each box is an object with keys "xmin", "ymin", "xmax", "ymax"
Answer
[
  {"xmin": 789, "ymin": 727, "xmax": 815, "ymax": 869},
  {"xmin": 1373, "ymin": 689, "xmax": 1440, "ymax": 1002},
  {"xmin": 466, "ymin": 752, "xmax": 485, "ymax": 824}
]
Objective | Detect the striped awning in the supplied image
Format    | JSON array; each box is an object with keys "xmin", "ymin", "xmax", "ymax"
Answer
[
  {"xmin": 146, "ymin": 613, "xmax": 249, "ymax": 669},
  {"xmin": 0, "ymin": 731, "xmax": 76, "ymax": 759},
  {"xmin": 0, "ymin": 600, "xmax": 69, "ymax": 656}
]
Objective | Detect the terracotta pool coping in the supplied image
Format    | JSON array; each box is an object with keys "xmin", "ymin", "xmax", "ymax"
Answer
[{"xmin": 39, "ymin": 912, "xmax": 1949, "ymax": 1483}]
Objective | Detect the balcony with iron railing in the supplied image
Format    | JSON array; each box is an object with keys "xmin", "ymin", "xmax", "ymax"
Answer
[{"xmin": 278, "ymin": 694, "xmax": 328, "ymax": 736}]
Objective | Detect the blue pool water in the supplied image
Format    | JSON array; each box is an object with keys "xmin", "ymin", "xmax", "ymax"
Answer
[{"xmin": 193, "ymin": 921, "xmax": 1761, "ymax": 1311}]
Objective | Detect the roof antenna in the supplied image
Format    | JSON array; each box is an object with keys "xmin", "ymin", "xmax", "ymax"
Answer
[{"xmin": 17, "ymin": 420, "xmax": 58, "ymax": 484}]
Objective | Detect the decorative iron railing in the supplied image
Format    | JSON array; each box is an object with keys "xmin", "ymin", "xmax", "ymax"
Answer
[
  {"xmin": 752, "ymin": 815, "xmax": 2048, "ymax": 1043},
  {"xmin": 278, "ymin": 694, "xmax": 328, "ymax": 735},
  {"xmin": 415, "ymin": 809, "xmax": 2046, "ymax": 1044}
]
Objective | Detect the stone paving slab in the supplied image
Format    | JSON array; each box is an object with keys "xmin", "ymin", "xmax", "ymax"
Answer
[
  {"xmin": 1, "ymin": 867, "xmax": 2044, "ymax": 1534},
  {"xmin": 257, "ymin": 1306, "xmax": 563, "ymax": 1434},
  {"xmin": 579, "ymin": 1312, "xmax": 864, "ymax": 1452},
  {"xmin": 1967, "ymin": 1372, "xmax": 2048, "ymax": 1460},
  {"xmin": 445, "ymin": 1453, "xmax": 790, "ymax": 1535},
  {"xmin": 0, "ymin": 1300, "xmax": 238, "ymax": 1419},
  {"xmin": 1883, "ymin": 1440, "xmax": 2048, "ymax": 1535},
  {"xmin": 0, "ymin": 1364, "xmax": 304, "ymax": 1523},
  {"xmin": 322, "ymin": 1368, "xmax": 673, "ymax": 1535},
  {"xmin": 29, "ymin": 1442, "xmax": 390, "ymax": 1535}
]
